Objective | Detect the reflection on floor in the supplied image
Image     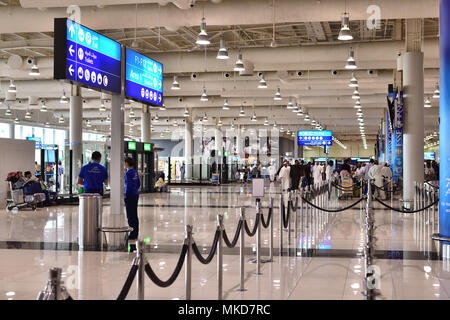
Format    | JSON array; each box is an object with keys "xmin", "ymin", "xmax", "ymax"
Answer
[{"xmin": 0, "ymin": 182, "xmax": 447, "ymax": 300}]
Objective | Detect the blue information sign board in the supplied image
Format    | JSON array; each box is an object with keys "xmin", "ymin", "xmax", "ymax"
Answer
[
  {"xmin": 125, "ymin": 47, "xmax": 163, "ymax": 106},
  {"xmin": 54, "ymin": 18, "xmax": 121, "ymax": 93},
  {"xmin": 297, "ymin": 130, "xmax": 332, "ymax": 146},
  {"xmin": 27, "ymin": 137, "xmax": 41, "ymax": 149}
]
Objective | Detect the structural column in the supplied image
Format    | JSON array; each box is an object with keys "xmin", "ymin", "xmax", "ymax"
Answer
[
  {"xmin": 70, "ymin": 85, "xmax": 82, "ymax": 190},
  {"xmin": 110, "ymin": 93, "xmax": 125, "ymax": 216},
  {"xmin": 293, "ymin": 136, "xmax": 298, "ymax": 158},
  {"xmin": 185, "ymin": 117, "xmax": 193, "ymax": 180},
  {"xmin": 439, "ymin": 0, "xmax": 450, "ymax": 238},
  {"xmin": 140, "ymin": 104, "xmax": 151, "ymax": 143},
  {"xmin": 8, "ymin": 123, "xmax": 14, "ymax": 139},
  {"xmin": 402, "ymin": 19, "xmax": 424, "ymax": 206}
]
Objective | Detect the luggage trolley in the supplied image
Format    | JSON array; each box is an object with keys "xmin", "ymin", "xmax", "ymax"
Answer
[
  {"xmin": 6, "ymin": 180, "xmax": 46, "ymax": 211},
  {"xmin": 338, "ymin": 175, "xmax": 354, "ymax": 200}
]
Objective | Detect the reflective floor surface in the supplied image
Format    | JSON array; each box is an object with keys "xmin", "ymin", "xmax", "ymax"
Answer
[{"xmin": 0, "ymin": 182, "xmax": 447, "ymax": 300}]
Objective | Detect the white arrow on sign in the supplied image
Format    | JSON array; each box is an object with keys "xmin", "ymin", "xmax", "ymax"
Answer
[
  {"xmin": 68, "ymin": 64, "xmax": 74, "ymax": 76},
  {"xmin": 69, "ymin": 44, "xmax": 74, "ymax": 56},
  {"xmin": 69, "ymin": 24, "xmax": 75, "ymax": 38}
]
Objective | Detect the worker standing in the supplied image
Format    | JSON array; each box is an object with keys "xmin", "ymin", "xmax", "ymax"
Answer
[
  {"xmin": 77, "ymin": 151, "xmax": 108, "ymax": 195},
  {"xmin": 124, "ymin": 157, "xmax": 141, "ymax": 252}
]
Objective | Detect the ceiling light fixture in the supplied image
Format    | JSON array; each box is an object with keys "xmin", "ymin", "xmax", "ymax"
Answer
[
  {"xmin": 223, "ymin": 99, "xmax": 229, "ymax": 110},
  {"xmin": 345, "ymin": 49, "xmax": 357, "ymax": 69},
  {"xmin": 233, "ymin": 53, "xmax": 245, "ymax": 72},
  {"xmin": 171, "ymin": 76, "xmax": 180, "ymax": 90},
  {"xmin": 216, "ymin": 39, "xmax": 229, "ymax": 60},
  {"xmin": 183, "ymin": 107, "xmax": 189, "ymax": 117},
  {"xmin": 338, "ymin": 13, "xmax": 353, "ymax": 41},
  {"xmin": 25, "ymin": 110, "xmax": 32, "ymax": 119},
  {"xmin": 8, "ymin": 80, "xmax": 16, "ymax": 93},
  {"xmin": 196, "ymin": 17, "xmax": 210, "ymax": 45},
  {"xmin": 264, "ymin": 118, "xmax": 269, "ymax": 126},
  {"xmin": 59, "ymin": 115, "xmax": 65, "ymax": 124},
  {"xmin": 424, "ymin": 97, "xmax": 432, "ymax": 108},
  {"xmin": 349, "ymin": 73, "xmax": 358, "ymax": 87},
  {"xmin": 40, "ymin": 102, "xmax": 48, "ymax": 112},
  {"xmin": 239, "ymin": 106, "xmax": 245, "ymax": 116},
  {"xmin": 99, "ymin": 101, "xmax": 106, "ymax": 112},
  {"xmin": 29, "ymin": 62, "xmax": 40, "ymax": 76},
  {"xmin": 5, "ymin": 106, "xmax": 12, "ymax": 116},
  {"xmin": 60, "ymin": 90, "xmax": 69, "ymax": 104},
  {"xmin": 274, "ymin": 87, "xmax": 282, "ymax": 100},
  {"xmin": 352, "ymin": 89, "xmax": 360, "ymax": 100},
  {"xmin": 258, "ymin": 75, "xmax": 268, "ymax": 89},
  {"xmin": 200, "ymin": 87, "xmax": 208, "ymax": 101},
  {"xmin": 433, "ymin": 83, "xmax": 440, "ymax": 99}
]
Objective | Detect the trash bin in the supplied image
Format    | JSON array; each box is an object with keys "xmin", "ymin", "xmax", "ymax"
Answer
[{"xmin": 78, "ymin": 193, "xmax": 103, "ymax": 250}]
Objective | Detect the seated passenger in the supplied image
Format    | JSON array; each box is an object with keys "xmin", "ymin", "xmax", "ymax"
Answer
[{"xmin": 155, "ymin": 177, "xmax": 168, "ymax": 192}]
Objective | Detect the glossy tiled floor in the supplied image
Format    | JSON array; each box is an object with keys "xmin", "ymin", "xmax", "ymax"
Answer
[{"xmin": 0, "ymin": 182, "xmax": 447, "ymax": 300}]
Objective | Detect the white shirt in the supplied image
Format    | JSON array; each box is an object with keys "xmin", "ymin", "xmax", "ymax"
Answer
[
  {"xmin": 364, "ymin": 163, "xmax": 373, "ymax": 180},
  {"xmin": 381, "ymin": 166, "xmax": 392, "ymax": 179},
  {"xmin": 368, "ymin": 164, "xmax": 383, "ymax": 186},
  {"xmin": 326, "ymin": 165, "xmax": 334, "ymax": 181}
]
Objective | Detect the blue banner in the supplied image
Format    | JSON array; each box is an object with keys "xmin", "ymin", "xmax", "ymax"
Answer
[
  {"xmin": 440, "ymin": 0, "xmax": 450, "ymax": 238},
  {"xmin": 125, "ymin": 47, "xmax": 163, "ymax": 106},
  {"xmin": 391, "ymin": 92, "xmax": 404, "ymax": 183},
  {"xmin": 297, "ymin": 130, "xmax": 332, "ymax": 146},
  {"xmin": 385, "ymin": 109, "xmax": 392, "ymax": 164}
]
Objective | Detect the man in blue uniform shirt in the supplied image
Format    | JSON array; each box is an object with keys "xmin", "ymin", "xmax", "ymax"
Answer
[
  {"xmin": 78, "ymin": 151, "xmax": 108, "ymax": 195},
  {"xmin": 124, "ymin": 157, "xmax": 140, "ymax": 247}
]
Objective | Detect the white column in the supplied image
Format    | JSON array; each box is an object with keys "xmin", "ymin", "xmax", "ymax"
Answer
[
  {"xmin": 70, "ymin": 85, "xmax": 82, "ymax": 188},
  {"xmin": 110, "ymin": 94, "xmax": 125, "ymax": 216},
  {"xmin": 8, "ymin": 123, "xmax": 14, "ymax": 139},
  {"xmin": 185, "ymin": 118, "xmax": 193, "ymax": 179},
  {"xmin": 403, "ymin": 52, "xmax": 424, "ymax": 203},
  {"xmin": 140, "ymin": 104, "xmax": 151, "ymax": 143},
  {"xmin": 236, "ymin": 125, "xmax": 242, "ymax": 157},
  {"xmin": 293, "ymin": 136, "xmax": 298, "ymax": 158}
]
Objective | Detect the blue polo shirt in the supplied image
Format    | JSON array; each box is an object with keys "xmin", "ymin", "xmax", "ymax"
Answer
[
  {"xmin": 78, "ymin": 161, "xmax": 108, "ymax": 192},
  {"xmin": 125, "ymin": 168, "xmax": 140, "ymax": 196}
]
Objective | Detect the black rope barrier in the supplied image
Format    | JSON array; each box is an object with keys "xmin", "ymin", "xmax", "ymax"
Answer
[
  {"xmin": 144, "ymin": 244, "xmax": 188, "ymax": 287},
  {"xmin": 222, "ymin": 220, "xmax": 243, "ymax": 248},
  {"xmin": 244, "ymin": 213, "xmax": 260, "ymax": 237},
  {"xmin": 260, "ymin": 207, "xmax": 273, "ymax": 228},
  {"xmin": 191, "ymin": 229, "xmax": 220, "ymax": 264},
  {"xmin": 332, "ymin": 180, "xmax": 364, "ymax": 190},
  {"xmin": 425, "ymin": 181, "xmax": 439, "ymax": 189},
  {"xmin": 282, "ymin": 201, "xmax": 291, "ymax": 228},
  {"xmin": 374, "ymin": 197, "xmax": 439, "ymax": 213},
  {"xmin": 371, "ymin": 183, "xmax": 401, "ymax": 193},
  {"xmin": 301, "ymin": 196, "xmax": 365, "ymax": 213},
  {"xmin": 116, "ymin": 264, "xmax": 139, "ymax": 300}
]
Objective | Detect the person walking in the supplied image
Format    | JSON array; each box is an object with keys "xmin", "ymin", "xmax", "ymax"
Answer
[
  {"xmin": 290, "ymin": 160, "xmax": 302, "ymax": 191},
  {"xmin": 77, "ymin": 151, "xmax": 108, "ymax": 195},
  {"xmin": 279, "ymin": 160, "xmax": 291, "ymax": 192},
  {"xmin": 124, "ymin": 157, "xmax": 141, "ymax": 252}
]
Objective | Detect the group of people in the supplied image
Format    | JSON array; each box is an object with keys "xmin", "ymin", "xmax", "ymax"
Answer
[
  {"xmin": 274, "ymin": 159, "xmax": 335, "ymax": 192},
  {"xmin": 77, "ymin": 151, "xmax": 140, "ymax": 252}
]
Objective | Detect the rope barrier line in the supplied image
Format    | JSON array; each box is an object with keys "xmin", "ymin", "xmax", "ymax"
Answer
[
  {"xmin": 244, "ymin": 213, "xmax": 260, "ymax": 237},
  {"xmin": 301, "ymin": 196, "xmax": 365, "ymax": 213},
  {"xmin": 223, "ymin": 220, "xmax": 243, "ymax": 248},
  {"xmin": 260, "ymin": 207, "xmax": 273, "ymax": 228},
  {"xmin": 144, "ymin": 244, "xmax": 188, "ymax": 287},
  {"xmin": 116, "ymin": 264, "xmax": 139, "ymax": 300},
  {"xmin": 374, "ymin": 197, "xmax": 439, "ymax": 213},
  {"xmin": 425, "ymin": 181, "xmax": 439, "ymax": 189},
  {"xmin": 281, "ymin": 201, "xmax": 291, "ymax": 228},
  {"xmin": 191, "ymin": 230, "xmax": 220, "ymax": 264}
]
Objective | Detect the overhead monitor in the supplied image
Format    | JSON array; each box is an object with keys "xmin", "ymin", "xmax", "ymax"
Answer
[
  {"xmin": 54, "ymin": 18, "xmax": 122, "ymax": 93},
  {"xmin": 128, "ymin": 141, "xmax": 137, "ymax": 150},
  {"xmin": 144, "ymin": 143, "xmax": 152, "ymax": 151},
  {"xmin": 298, "ymin": 130, "xmax": 332, "ymax": 146},
  {"xmin": 424, "ymin": 152, "xmax": 435, "ymax": 160},
  {"xmin": 125, "ymin": 47, "xmax": 163, "ymax": 106}
]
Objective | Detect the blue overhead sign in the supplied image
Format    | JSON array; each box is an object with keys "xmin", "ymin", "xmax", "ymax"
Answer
[
  {"xmin": 298, "ymin": 130, "xmax": 333, "ymax": 146},
  {"xmin": 125, "ymin": 47, "xmax": 163, "ymax": 106},
  {"xmin": 27, "ymin": 137, "xmax": 41, "ymax": 149},
  {"xmin": 54, "ymin": 18, "xmax": 121, "ymax": 93}
]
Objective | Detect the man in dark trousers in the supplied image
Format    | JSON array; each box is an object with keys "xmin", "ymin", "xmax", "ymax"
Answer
[
  {"xmin": 124, "ymin": 157, "xmax": 141, "ymax": 252},
  {"xmin": 78, "ymin": 151, "xmax": 108, "ymax": 195},
  {"xmin": 290, "ymin": 160, "xmax": 302, "ymax": 191}
]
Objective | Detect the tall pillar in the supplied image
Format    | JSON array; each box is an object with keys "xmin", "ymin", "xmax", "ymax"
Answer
[
  {"xmin": 70, "ymin": 85, "xmax": 82, "ymax": 190},
  {"xmin": 402, "ymin": 19, "xmax": 424, "ymax": 206},
  {"xmin": 293, "ymin": 136, "xmax": 298, "ymax": 158},
  {"xmin": 298, "ymin": 145, "xmax": 304, "ymax": 159},
  {"xmin": 439, "ymin": 0, "xmax": 450, "ymax": 238},
  {"xmin": 110, "ymin": 94, "xmax": 125, "ymax": 216},
  {"xmin": 8, "ymin": 123, "xmax": 14, "ymax": 139},
  {"xmin": 140, "ymin": 104, "xmax": 151, "ymax": 143},
  {"xmin": 185, "ymin": 118, "xmax": 193, "ymax": 180},
  {"xmin": 236, "ymin": 125, "xmax": 242, "ymax": 158}
]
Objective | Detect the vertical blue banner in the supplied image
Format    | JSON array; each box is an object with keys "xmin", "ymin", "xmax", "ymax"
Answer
[
  {"xmin": 439, "ymin": 0, "xmax": 450, "ymax": 238},
  {"xmin": 391, "ymin": 92, "xmax": 404, "ymax": 184},
  {"xmin": 385, "ymin": 109, "xmax": 392, "ymax": 165}
]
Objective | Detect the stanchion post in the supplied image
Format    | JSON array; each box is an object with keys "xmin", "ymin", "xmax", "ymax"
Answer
[
  {"xmin": 255, "ymin": 198, "xmax": 262, "ymax": 275},
  {"xmin": 217, "ymin": 214, "xmax": 224, "ymax": 300},
  {"xmin": 294, "ymin": 190, "xmax": 298, "ymax": 247},
  {"xmin": 269, "ymin": 197, "xmax": 274, "ymax": 262},
  {"xmin": 279, "ymin": 194, "xmax": 283, "ymax": 256},
  {"xmin": 136, "ymin": 239, "xmax": 145, "ymax": 300},
  {"xmin": 185, "ymin": 225, "xmax": 193, "ymax": 300},
  {"xmin": 239, "ymin": 208, "xmax": 246, "ymax": 291}
]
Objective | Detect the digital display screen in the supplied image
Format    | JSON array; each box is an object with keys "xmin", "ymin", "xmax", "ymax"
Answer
[
  {"xmin": 54, "ymin": 18, "xmax": 121, "ymax": 93},
  {"xmin": 424, "ymin": 152, "xmax": 435, "ymax": 160},
  {"xmin": 144, "ymin": 143, "xmax": 151, "ymax": 151},
  {"xmin": 128, "ymin": 141, "xmax": 137, "ymax": 150},
  {"xmin": 27, "ymin": 137, "xmax": 42, "ymax": 149},
  {"xmin": 298, "ymin": 130, "xmax": 332, "ymax": 146},
  {"xmin": 125, "ymin": 47, "xmax": 163, "ymax": 106}
]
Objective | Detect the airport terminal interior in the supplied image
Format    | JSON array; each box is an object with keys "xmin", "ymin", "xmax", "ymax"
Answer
[{"xmin": 0, "ymin": 0, "xmax": 448, "ymax": 304}]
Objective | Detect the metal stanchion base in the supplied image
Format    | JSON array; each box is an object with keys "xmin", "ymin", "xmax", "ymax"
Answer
[
  {"xmin": 248, "ymin": 258, "xmax": 272, "ymax": 264},
  {"xmin": 361, "ymin": 289, "xmax": 381, "ymax": 298},
  {"xmin": 431, "ymin": 233, "xmax": 450, "ymax": 242},
  {"xmin": 236, "ymin": 288, "xmax": 248, "ymax": 292}
]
